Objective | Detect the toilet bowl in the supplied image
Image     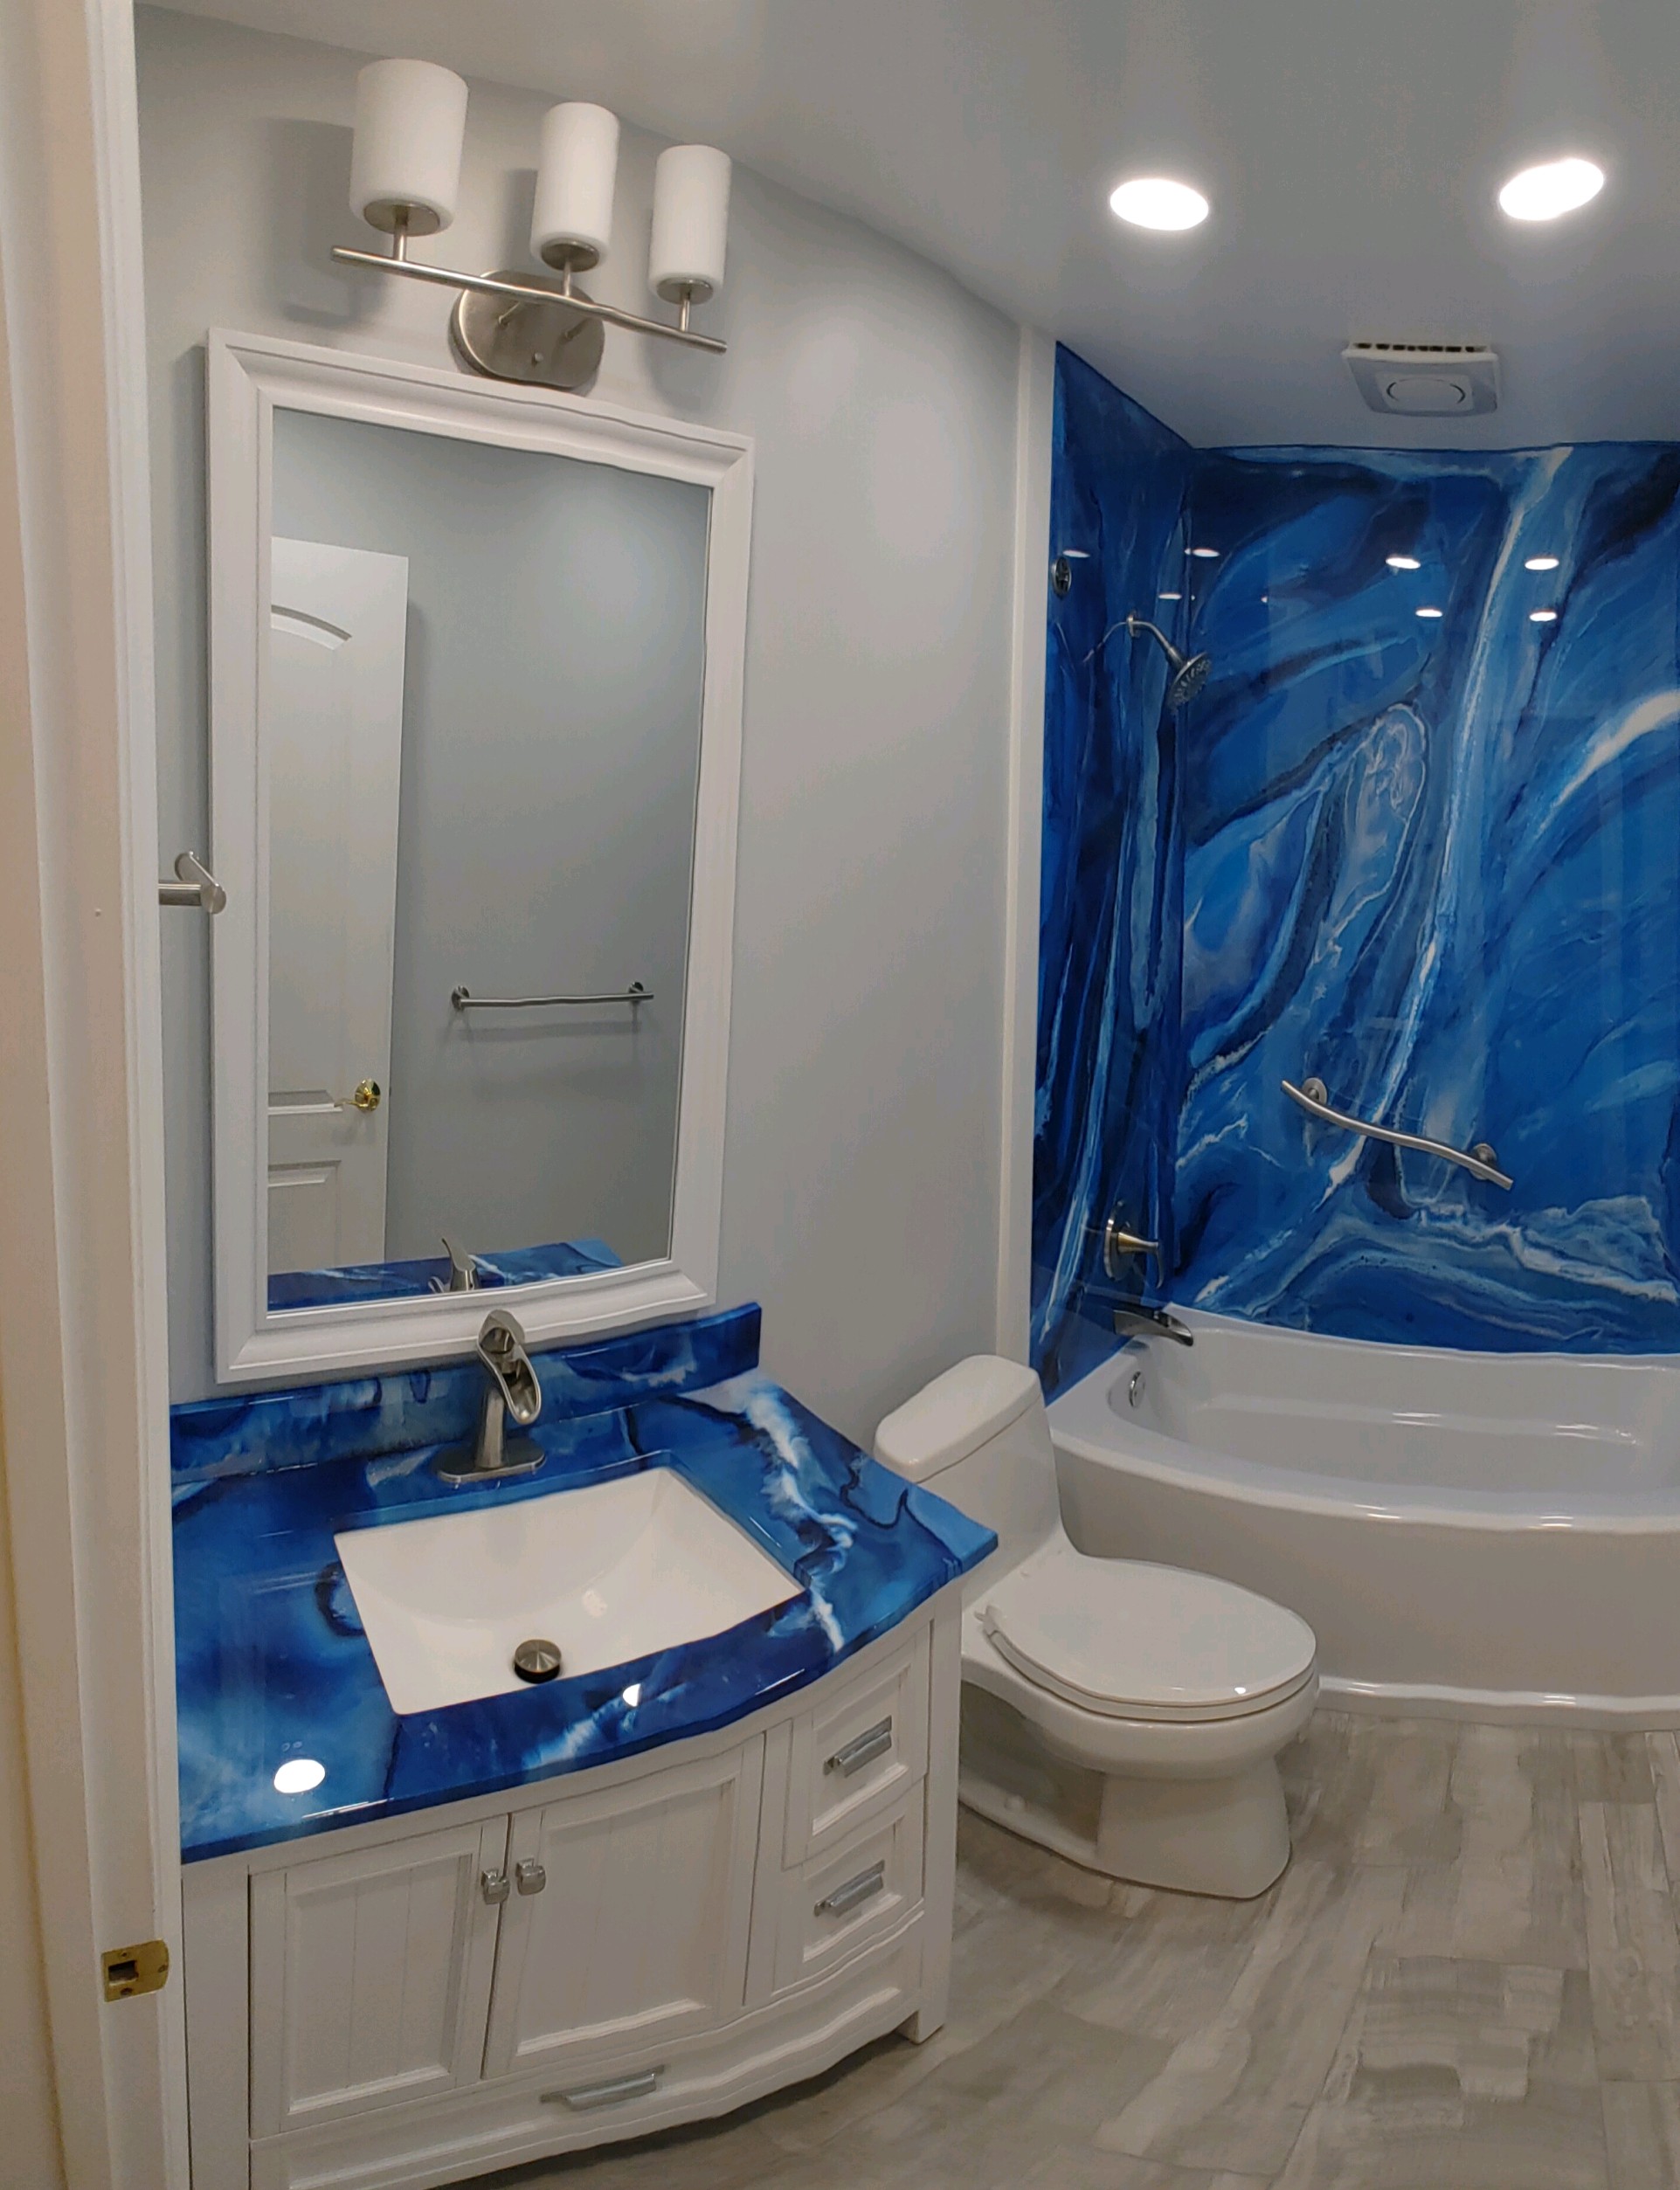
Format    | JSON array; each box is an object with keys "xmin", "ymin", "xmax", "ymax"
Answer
[{"xmin": 875, "ymin": 1356, "xmax": 1317, "ymax": 1899}]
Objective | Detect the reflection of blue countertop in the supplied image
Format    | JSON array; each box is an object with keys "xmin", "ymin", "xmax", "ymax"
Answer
[
  {"xmin": 266, "ymin": 1236, "xmax": 622, "ymax": 1312},
  {"xmin": 172, "ymin": 1306, "xmax": 992, "ymax": 1862}
]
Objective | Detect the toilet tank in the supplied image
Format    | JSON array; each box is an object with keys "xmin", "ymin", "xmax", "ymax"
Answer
[{"xmin": 874, "ymin": 1357, "xmax": 1060, "ymax": 1586}]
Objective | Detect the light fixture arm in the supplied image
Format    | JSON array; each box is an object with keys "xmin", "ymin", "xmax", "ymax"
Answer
[{"xmin": 330, "ymin": 231, "xmax": 725, "ymax": 356}]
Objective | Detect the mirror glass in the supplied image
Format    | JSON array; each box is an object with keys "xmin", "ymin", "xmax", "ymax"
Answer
[{"xmin": 263, "ymin": 408, "xmax": 708, "ymax": 1311}]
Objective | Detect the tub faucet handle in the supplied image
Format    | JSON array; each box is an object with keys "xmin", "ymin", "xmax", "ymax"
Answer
[{"xmin": 1103, "ymin": 1213, "xmax": 1160, "ymax": 1279}]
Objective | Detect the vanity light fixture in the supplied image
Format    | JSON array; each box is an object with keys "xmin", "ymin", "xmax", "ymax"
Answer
[
  {"xmin": 1524, "ymin": 555, "xmax": 1561, "ymax": 571},
  {"xmin": 1110, "ymin": 176, "xmax": 1210, "ymax": 231},
  {"xmin": 332, "ymin": 59, "xmax": 732, "ymax": 391},
  {"xmin": 1386, "ymin": 555, "xmax": 1421, "ymax": 571},
  {"xmin": 1497, "ymin": 155, "xmax": 1604, "ymax": 223}
]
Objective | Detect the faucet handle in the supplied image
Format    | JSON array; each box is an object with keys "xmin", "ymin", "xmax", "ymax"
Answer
[
  {"xmin": 429, "ymin": 1237, "xmax": 480, "ymax": 1294},
  {"xmin": 1103, "ymin": 1213, "xmax": 1161, "ymax": 1279},
  {"xmin": 478, "ymin": 1309, "xmax": 543, "ymax": 1427}
]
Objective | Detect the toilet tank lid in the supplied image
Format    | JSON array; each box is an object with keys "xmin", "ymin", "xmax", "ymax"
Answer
[{"xmin": 875, "ymin": 1356, "xmax": 1043, "ymax": 1479}]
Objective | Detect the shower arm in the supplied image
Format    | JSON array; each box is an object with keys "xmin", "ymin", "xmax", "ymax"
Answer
[{"xmin": 1282, "ymin": 1075, "xmax": 1513, "ymax": 1191}]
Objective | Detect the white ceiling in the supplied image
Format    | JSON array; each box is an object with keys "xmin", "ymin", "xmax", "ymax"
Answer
[{"xmin": 158, "ymin": 0, "xmax": 1680, "ymax": 448}]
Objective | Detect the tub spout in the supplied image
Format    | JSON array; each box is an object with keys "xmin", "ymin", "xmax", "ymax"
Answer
[{"xmin": 1114, "ymin": 1303, "xmax": 1194, "ymax": 1348}]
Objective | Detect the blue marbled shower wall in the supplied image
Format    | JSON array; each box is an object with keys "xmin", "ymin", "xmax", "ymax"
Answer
[{"xmin": 1035, "ymin": 342, "xmax": 1680, "ymax": 1390}]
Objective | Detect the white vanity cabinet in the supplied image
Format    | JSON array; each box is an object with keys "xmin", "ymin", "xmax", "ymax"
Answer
[{"xmin": 183, "ymin": 1600, "xmax": 959, "ymax": 2190}]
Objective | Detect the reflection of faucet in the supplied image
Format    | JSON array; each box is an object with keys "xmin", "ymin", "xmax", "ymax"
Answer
[
  {"xmin": 428, "ymin": 1237, "xmax": 479, "ymax": 1294},
  {"xmin": 435, "ymin": 1309, "xmax": 545, "ymax": 1481},
  {"xmin": 1113, "ymin": 1302, "xmax": 1195, "ymax": 1349}
]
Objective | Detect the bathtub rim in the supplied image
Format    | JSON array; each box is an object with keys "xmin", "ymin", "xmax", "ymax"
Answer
[{"xmin": 1049, "ymin": 1309, "xmax": 1680, "ymax": 1532}]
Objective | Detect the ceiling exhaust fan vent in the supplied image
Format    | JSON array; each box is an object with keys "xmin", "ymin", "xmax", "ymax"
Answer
[{"xmin": 1344, "ymin": 342, "xmax": 1500, "ymax": 416}]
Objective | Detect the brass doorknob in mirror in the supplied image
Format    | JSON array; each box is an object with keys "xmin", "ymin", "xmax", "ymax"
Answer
[{"xmin": 352, "ymin": 1080, "xmax": 382, "ymax": 1112}]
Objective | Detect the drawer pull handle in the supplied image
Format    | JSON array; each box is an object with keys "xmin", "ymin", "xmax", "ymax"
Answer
[
  {"xmin": 815, "ymin": 1860, "xmax": 886, "ymax": 1919},
  {"xmin": 515, "ymin": 1859, "xmax": 546, "ymax": 1896},
  {"xmin": 826, "ymin": 1717, "xmax": 894, "ymax": 1778},
  {"xmin": 543, "ymin": 2065, "xmax": 664, "ymax": 2111},
  {"xmin": 480, "ymin": 1869, "xmax": 510, "ymax": 1905}
]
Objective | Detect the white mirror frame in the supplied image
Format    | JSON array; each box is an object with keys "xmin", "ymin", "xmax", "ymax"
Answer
[{"xmin": 206, "ymin": 328, "xmax": 751, "ymax": 1383}]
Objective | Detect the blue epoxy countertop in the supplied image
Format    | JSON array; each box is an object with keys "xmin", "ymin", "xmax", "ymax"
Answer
[{"xmin": 172, "ymin": 1307, "xmax": 993, "ymax": 1862}]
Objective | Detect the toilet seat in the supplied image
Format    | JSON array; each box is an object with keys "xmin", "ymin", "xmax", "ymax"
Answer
[{"xmin": 978, "ymin": 1545, "xmax": 1317, "ymax": 1724}]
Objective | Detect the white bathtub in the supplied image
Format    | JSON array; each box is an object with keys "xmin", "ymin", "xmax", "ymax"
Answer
[{"xmin": 1048, "ymin": 1309, "xmax": 1680, "ymax": 1725}]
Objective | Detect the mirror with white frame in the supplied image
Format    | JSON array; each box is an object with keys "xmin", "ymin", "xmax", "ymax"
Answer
[{"xmin": 207, "ymin": 331, "xmax": 750, "ymax": 1382}]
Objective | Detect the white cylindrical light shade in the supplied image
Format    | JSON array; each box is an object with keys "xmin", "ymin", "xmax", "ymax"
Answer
[
  {"xmin": 648, "ymin": 144, "xmax": 731, "ymax": 302},
  {"xmin": 531, "ymin": 102, "xmax": 619, "ymax": 268},
  {"xmin": 349, "ymin": 59, "xmax": 468, "ymax": 237}
]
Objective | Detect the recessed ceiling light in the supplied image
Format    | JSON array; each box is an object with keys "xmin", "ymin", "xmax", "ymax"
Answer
[
  {"xmin": 1386, "ymin": 556, "xmax": 1421, "ymax": 571},
  {"xmin": 1158, "ymin": 591, "xmax": 1182, "ymax": 601},
  {"xmin": 1524, "ymin": 555, "xmax": 1561, "ymax": 571},
  {"xmin": 1415, "ymin": 606, "xmax": 1444, "ymax": 619},
  {"xmin": 273, "ymin": 1758, "xmax": 326, "ymax": 1795},
  {"xmin": 1110, "ymin": 176, "xmax": 1210, "ymax": 231},
  {"xmin": 1497, "ymin": 156, "xmax": 1604, "ymax": 223},
  {"xmin": 1189, "ymin": 546, "xmax": 1220, "ymax": 559},
  {"xmin": 1529, "ymin": 608, "xmax": 1559, "ymax": 623}
]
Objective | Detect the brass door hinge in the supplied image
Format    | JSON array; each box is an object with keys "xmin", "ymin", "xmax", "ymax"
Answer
[{"xmin": 102, "ymin": 1939, "xmax": 169, "ymax": 2001}]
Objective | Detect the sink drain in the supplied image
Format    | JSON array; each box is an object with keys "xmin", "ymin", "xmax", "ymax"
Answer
[{"xmin": 512, "ymin": 1637, "xmax": 563, "ymax": 1683}]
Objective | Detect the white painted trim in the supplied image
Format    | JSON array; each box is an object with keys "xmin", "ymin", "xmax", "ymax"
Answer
[
  {"xmin": 204, "ymin": 329, "xmax": 753, "ymax": 1384},
  {"xmin": 0, "ymin": 0, "xmax": 185, "ymax": 2183},
  {"xmin": 993, "ymin": 326, "xmax": 1055, "ymax": 1362}
]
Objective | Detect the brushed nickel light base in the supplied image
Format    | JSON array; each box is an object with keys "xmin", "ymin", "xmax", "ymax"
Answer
[{"xmin": 449, "ymin": 268, "xmax": 606, "ymax": 393}]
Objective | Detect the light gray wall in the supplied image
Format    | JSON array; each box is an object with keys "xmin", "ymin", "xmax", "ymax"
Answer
[
  {"xmin": 271, "ymin": 408, "xmax": 706, "ymax": 1268},
  {"xmin": 138, "ymin": 6, "xmax": 1020, "ymax": 1442}
]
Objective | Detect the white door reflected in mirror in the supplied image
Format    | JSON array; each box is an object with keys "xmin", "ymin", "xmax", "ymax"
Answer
[{"xmin": 266, "ymin": 538, "xmax": 408, "ymax": 1279}]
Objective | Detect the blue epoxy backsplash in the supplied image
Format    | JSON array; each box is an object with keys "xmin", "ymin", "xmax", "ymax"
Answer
[
  {"xmin": 171, "ymin": 1302, "xmax": 761, "ymax": 1483},
  {"xmin": 171, "ymin": 1305, "xmax": 992, "ymax": 1861},
  {"xmin": 1037, "ymin": 342, "xmax": 1680, "ymax": 1391}
]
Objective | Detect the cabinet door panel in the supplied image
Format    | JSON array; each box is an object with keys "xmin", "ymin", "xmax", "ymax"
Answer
[
  {"xmin": 249, "ymin": 1814, "xmax": 507, "ymax": 2135},
  {"xmin": 483, "ymin": 1739, "xmax": 763, "ymax": 2081}
]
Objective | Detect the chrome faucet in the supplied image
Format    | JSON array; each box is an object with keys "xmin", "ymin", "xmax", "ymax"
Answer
[
  {"xmin": 435, "ymin": 1309, "xmax": 545, "ymax": 1481},
  {"xmin": 1113, "ymin": 1302, "xmax": 1195, "ymax": 1348}
]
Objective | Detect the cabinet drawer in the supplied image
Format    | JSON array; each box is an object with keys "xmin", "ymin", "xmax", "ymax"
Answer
[
  {"xmin": 774, "ymin": 1793, "xmax": 923, "ymax": 1993},
  {"xmin": 785, "ymin": 1626, "xmax": 929, "ymax": 1862}
]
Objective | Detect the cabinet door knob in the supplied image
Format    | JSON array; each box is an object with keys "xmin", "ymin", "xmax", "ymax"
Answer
[
  {"xmin": 515, "ymin": 1858, "xmax": 547, "ymax": 1896},
  {"xmin": 480, "ymin": 1868, "xmax": 510, "ymax": 1905}
]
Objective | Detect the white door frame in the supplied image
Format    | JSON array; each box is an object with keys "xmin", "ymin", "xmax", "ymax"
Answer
[{"xmin": 0, "ymin": 1, "xmax": 186, "ymax": 2185}]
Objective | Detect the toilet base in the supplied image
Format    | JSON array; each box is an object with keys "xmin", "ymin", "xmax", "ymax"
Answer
[
  {"xmin": 960, "ymin": 1756, "xmax": 1290, "ymax": 1899},
  {"xmin": 958, "ymin": 1680, "xmax": 1298, "ymax": 1900},
  {"xmin": 1094, "ymin": 1757, "xmax": 1290, "ymax": 1897}
]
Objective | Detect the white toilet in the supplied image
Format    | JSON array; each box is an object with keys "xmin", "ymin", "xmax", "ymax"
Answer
[{"xmin": 875, "ymin": 1355, "xmax": 1317, "ymax": 1899}]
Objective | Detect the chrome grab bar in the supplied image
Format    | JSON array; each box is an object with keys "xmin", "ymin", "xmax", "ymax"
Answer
[
  {"xmin": 451, "ymin": 980, "xmax": 650, "ymax": 1012},
  {"xmin": 1282, "ymin": 1074, "xmax": 1512, "ymax": 1191}
]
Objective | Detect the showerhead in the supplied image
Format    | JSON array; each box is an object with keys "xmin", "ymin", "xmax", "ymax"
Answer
[{"xmin": 1125, "ymin": 614, "xmax": 1212, "ymax": 710}]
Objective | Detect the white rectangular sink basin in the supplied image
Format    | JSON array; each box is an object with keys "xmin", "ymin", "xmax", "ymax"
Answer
[{"xmin": 335, "ymin": 1467, "xmax": 800, "ymax": 1715}]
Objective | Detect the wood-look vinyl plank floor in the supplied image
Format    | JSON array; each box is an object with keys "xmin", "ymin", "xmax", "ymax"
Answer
[{"xmin": 485, "ymin": 1712, "xmax": 1680, "ymax": 2190}]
